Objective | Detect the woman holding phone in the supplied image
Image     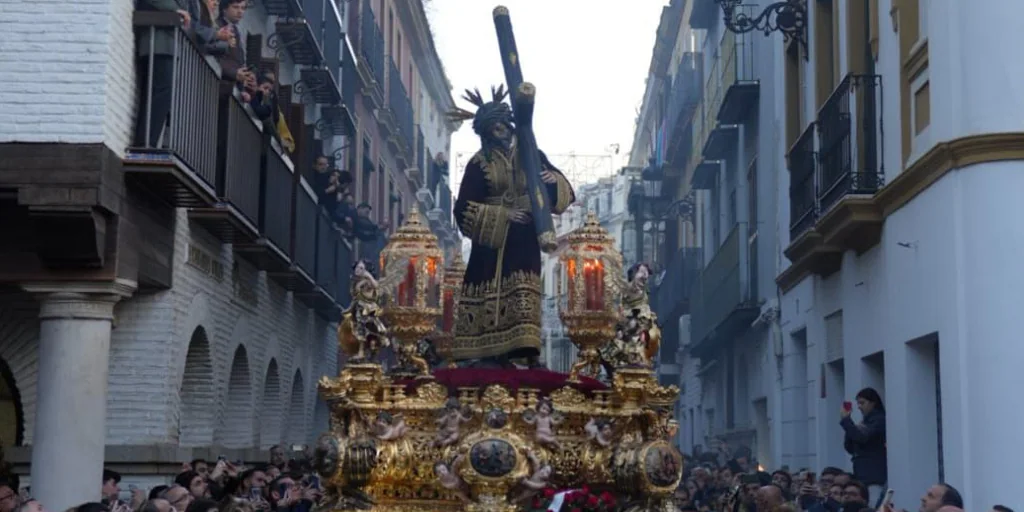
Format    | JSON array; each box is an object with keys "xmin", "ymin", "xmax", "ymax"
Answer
[{"xmin": 840, "ymin": 387, "xmax": 887, "ymax": 508}]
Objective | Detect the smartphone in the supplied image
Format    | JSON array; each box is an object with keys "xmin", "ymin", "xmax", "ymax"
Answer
[
  {"xmin": 879, "ymin": 489, "xmax": 895, "ymax": 510},
  {"xmin": 806, "ymin": 471, "xmax": 816, "ymax": 484},
  {"xmin": 843, "ymin": 401, "xmax": 853, "ymax": 412},
  {"xmin": 307, "ymin": 475, "xmax": 320, "ymax": 490},
  {"xmin": 249, "ymin": 487, "xmax": 262, "ymax": 501},
  {"xmin": 129, "ymin": 484, "xmax": 138, "ymax": 492},
  {"xmin": 290, "ymin": 444, "xmax": 306, "ymax": 452},
  {"xmin": 217, "ymin": 454, "xmax": 227, "ymax": 462}
]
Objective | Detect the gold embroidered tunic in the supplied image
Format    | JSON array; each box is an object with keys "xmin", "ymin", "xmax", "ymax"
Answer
[{"xmin": 451, "ymin": 148, "xmax": 574, "ymax": 361}]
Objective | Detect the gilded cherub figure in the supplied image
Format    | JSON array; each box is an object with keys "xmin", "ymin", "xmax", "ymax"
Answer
[
  {"xmin": 338, "ymin": 260, "xmax": 392, "ymax": 362},
  {"xmin": 511, "ymin": 450, "xmax": 553, "ymax": 504},
  {"xmin": 433, "ymin": 397, "xmax": 472, "ymax": 448},
  {"xmin": 523, "ymin": 397, "xmax": 563, "ymax": 450},
  {"xmin": 372, "ymin": 411, "xmax": 409, "ymax": 441},
  {"xmin": 584, "ymin": 417, "xmax": 617, "ymax": 448},
  {"xmin": 434, "ymin": 458, "xmax": 471, "ymax": 503}
]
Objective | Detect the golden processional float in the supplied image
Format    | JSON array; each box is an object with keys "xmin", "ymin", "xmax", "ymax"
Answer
[{"xmin": 318, "ymin": 208, "xmax": 683, "ymax": 512}]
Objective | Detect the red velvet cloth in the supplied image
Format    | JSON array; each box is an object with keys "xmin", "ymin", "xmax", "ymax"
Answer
[{"xmin": 396, "ymin": 368, "xmax": 607, "ymax": 396}]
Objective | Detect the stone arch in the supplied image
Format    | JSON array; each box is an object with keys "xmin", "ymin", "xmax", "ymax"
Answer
[
  {"xmin": 0, "ymin": 302, "xmax": 39, "ymax": 445},
  {"xmin": 259, "ymin": 358, "xmax": 282, "ymax": 449},
  {"xmin": 0, "ymin": 358, "xmax": 24, "ymax": 447},
  {"xmin": 286, "ymin": 369, "xmax": 306, "ymax": 445},
  {"xmin": 219, "ymin": 344, "xmax": 254, "ymax": 448},
  {"xmin": 179, "ymin": 326, "xmax": 216, "ymax": 446}
]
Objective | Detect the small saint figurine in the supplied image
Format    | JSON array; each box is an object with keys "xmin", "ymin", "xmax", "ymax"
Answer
[
  {"xmin": 434, "ymin": 459, "xmax": 471, "ymax": 503},
  {"xmin": 602, "ymin": 263, "xmax": 661, "ymax": 370},
  {"xmin": 523, "ymin": 398, "xmax": 563, "ymax": 450},
  {"xmin": 338, "ymin": 260, "xmax": 391, "ymax": 362},
  {"xmin": 373, "ymin": 411, "xmax": 408, "ymax": 441},
  {"xmin": 511, "ymin": 451, "xmax": 553, "ymax": 504},
  {"xmin": 584, "ymin": 417, "xmax": 616, "ymax": 448},
  {"xmin": 434, "ymin": 397, "xmax": 472, "ymax": 448}
]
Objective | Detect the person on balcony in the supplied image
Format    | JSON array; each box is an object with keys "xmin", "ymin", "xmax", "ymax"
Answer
[
  {"xmin": 216, "ymin": 0, "xmax": 254, "ymax": 97},
  {"xmin": 335, "ymin": 193, "xmax": 357, "ymax": 233},
  {"xmin": 353, "ymin": 203, "xmax": 388, "ymax": 261},
  {"xmin": 250, "ymin": 72, "xmax": 294, "ymax": 153},
  {"xmin": 134, "ymin": 0, "xmax": 192, "ymax": 148},
  {"xmin": 184, "ymin": 0, "xmax": 233, "ymax": 55}
]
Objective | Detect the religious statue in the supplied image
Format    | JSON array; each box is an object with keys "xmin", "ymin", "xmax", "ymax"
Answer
[
  {"xmin": 584, "ymin": 417, "xmax": 616, "ymax": 448},
  {"xmin": 372, "ymin": 411, "xmax": 409, "ymax": 441},
  {"xmin": 523, "ymin": 397, "xmax": 563, "ymax": 450},
  {"xmin": 602, "ymin": 263, "xmax": 661, "ymax": 370},
  {"xmin": 434, "ymin": 459, "xmax": 471, "ymax": 503},
  {"xmin": 338, "ymin": 260, "xmax": 391, "ymax": 362},
  {"xmin": 434, "ymin": 397, "xmax": 472, "ymax": 448},
  {"xmin": 511, "ymin": 450, "xmax": 553, "ymax": 503},
  {"xmin": 448, "ymin": 85, "xmax": 575, "ymax": 368}
]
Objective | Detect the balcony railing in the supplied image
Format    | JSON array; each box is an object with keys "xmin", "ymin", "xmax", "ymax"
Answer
[
  {"xmin": 129, "ymin": 14, "xmax": 220, "ymax": 200},
  {"xmin": 294, "ymin": 181, "xmax": 318, "ymax": 279},
  {"xmin": 360, "ymin": 0, "xmax": 386, "ymax": 85},
  {"xmin": 718, "ymin": 25, "xmax": 759, "ymax": 124},
  {"xmin": 219, "ymin": 96, "xmax": 263, "ymax": 227},
  {"xmin": 316, "ymin": 209, "xmax": 336, "ymax": 291},
  {"xmin": 263, "ymin": 142, "xmax": 294, "ymax": 255},
  {"xmin": 690, "ymin": 223, "xmax": 758, "ymax": 349},
  {"xmin": 788, "ymin": 123, "xmax": 817, "ymax": 241},
  {"xmin": 334, "ymin": 239, "xmax": 354, "ymax": 306},
  {"xmin": 388, "ymin": 60, "xmax": 415, "ymax": 152},
  {"xmin": 817, "ymin": 74, "xmax": 885, "ymax": 213},
  {"xmin": 665, "ymin": 52, "xmax": 702, "ymax": 167},
  {"xmin": 340, "ymin": 41, "xmax": 359, "ymax": 111}
]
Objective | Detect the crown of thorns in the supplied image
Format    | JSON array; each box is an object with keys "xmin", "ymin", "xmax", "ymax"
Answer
[{"xmin": 447, "ymin": 85, "xmax": 513, "ymax": 135}]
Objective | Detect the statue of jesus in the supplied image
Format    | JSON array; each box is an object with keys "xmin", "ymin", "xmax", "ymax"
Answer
[{"xmin": 448, "ymin": 87, "xmax": 575, "ymax": 368}]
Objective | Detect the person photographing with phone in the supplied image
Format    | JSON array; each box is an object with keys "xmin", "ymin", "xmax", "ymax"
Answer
[{"xmin": 840, "ymin": 387, "xmax": 887, "ymax": 508}]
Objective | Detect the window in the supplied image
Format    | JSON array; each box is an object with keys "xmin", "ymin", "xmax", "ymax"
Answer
[
  {"xmin": 814, "ymin": 0, "xmax": 839, "ymax": 109},
  {"xmin": 899, "ymin": 0, "xmax": 929, "ymax": 164},
  {"xmin": 784, "ymin": 39, "xmax": 805, "ymax": 147}
]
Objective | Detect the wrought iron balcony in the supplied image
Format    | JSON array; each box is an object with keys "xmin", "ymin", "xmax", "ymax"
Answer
[
  {"xmin": 689, "ymin": 223, "xmax": 759, "ymax": 355},
  {"xmin": 717, "ymin": 27, "xmax": 759, "ymax": 124},
  {"xmin": 292, "ymin": 180, "xmax": 318, "ymax": 291},
  {"xmin": 388, "ymin": 60, "xmax": 415, "ymax": 163},
  {"xmin": 334, "ymin": 239, "xmax": 354, "ymax": 306},
  {"xmin": 653, "ymin": 247, "xmax": 703, "ymax": 362},
  {"xmin": 788, "ymin": 122, "xmax": 817, "ymax": 241},
  {"xmin": 664, "ymin": 52, "xmax": 703, "ymax": 168},
  {"xmin": 189, "ymin": 95, "xmax": 263, "ymax": 245},
  {"xmin": 270, "ymin": 0, "xmax": 325, "ymax": 67},
  {"xmin": 125, "ymin": 13, "xmax": 220, "ymax": 207},
  {"xmin": 817, "ymin": 74, "xmax": 885, "ymax": 213},
  {"xmin": 358, "ymin": 0, "xmax": 386, "ymax": 92}
]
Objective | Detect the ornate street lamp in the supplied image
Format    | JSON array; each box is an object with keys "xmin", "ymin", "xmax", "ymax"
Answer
[
  {"xmin": 379, "ymin": 204, "xmax": 444, "ymax": 378},
  {"xmin": 715, "ymin": 0, "xmax": 808, "ymax": 58},
  {"xmin": 560, "ymin": 211, "xmax": 624, "ymax": 382}
]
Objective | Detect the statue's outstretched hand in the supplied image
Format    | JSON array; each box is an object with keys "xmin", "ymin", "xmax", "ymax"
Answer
[{"xmin": 509, "ymin": 209, "xmax": 532, "ymax": 224}]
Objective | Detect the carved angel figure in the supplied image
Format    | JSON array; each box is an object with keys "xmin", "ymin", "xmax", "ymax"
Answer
[
  {"xmin": 584, "ymin": 417, "xmax": 616, "ymax": 448},
  {"xmin": 602, "ymin": 263, "xmax": 661, "ymax": 370},
  {"xmin": 523, "ymin": 398, "xmax": 563, "ymax": 450},
  {"xmin": 373, "ymin": 411, "xmax": 409, "ymax": 441},
  {"xmin": 338, "ymin": 260, "xmax": 392, "ymax": 362},
  {"xmin": 434, "ymin": 459, "xmax": 471, "ymax": 503},
  {"xmin": 512, "ymin": 451, "xmax": 553, "ymax": 503},
  {"xmin": 434, "ymin": 397, "xmax": 472, "ymax": 448}
]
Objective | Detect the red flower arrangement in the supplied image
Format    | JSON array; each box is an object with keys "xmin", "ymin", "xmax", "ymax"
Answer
[{"xmin": 524, "ymin": 486, "xmax": 617, "ymax": 512}]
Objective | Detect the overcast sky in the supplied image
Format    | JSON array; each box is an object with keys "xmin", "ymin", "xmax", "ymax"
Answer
[{"xmin": 425, "ymin": 0, "xmax": 666, "ymax": 190}]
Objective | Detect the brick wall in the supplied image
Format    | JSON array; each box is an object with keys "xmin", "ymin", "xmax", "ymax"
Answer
[
  {"xmin": 0, "ymin": 0, "xmax": 135, "ymax": 155},
  {"xmin": 0, "ymin": 208, "xmax": 338, "ymax": 454}
]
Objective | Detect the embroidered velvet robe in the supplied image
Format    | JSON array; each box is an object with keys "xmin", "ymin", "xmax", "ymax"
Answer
[{"xmin": 451, "ymin": 148, "xmax": 575, "ymax": 361}]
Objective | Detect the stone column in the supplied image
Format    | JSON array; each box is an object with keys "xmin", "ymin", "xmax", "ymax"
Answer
[{"xmin": 22, "ymin": 280, "xmax": 135, "ymax": 512}]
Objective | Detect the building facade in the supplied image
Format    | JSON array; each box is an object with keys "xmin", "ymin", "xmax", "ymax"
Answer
[
  {"xmin": 0, "ymin": 0, "xmax": 455, "ymax": 508},
  {"xmin": 627, "ymin": 0, "xmax": 785, "ymax": 466},
  {"xmin": 773, "ymin": 0, "xmax": 1024, "ymax": 508}
]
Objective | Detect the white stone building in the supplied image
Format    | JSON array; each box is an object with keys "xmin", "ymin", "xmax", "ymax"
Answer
[
  {"xmin": 0, "ymin": 0, "xmax": 455, "ymax": 509},
  {"xmin": 769, "ymin": 0, "xmax": 1024, "ymax": 508}
]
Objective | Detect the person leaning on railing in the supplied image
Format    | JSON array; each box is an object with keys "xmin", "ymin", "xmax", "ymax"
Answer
[
  {"xmin": 183, "ymin": 0, "xmax": 233, "ymax": 55},
  {"xmin": 215, "ymin": 0, "xmax": 255, "ymax": 98},
  {"xmin": 250, "ymin": 72, "xmax": 295, "ymax": 153}
]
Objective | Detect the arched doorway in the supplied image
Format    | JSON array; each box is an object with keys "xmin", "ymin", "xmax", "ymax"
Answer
[
  {"xmin": 286, "ymin": 370, "xmax": 306, "ymax": 445},
  {"xmin": 179, "ymin": 327, "xmax": 215, "ymax": 446},
  {"xmin": 259, "ymin": 359, "xmax": 282, "ymax": 449},
  {"xmin": 0, "ymin": 358, "xmax": 23, "ymax": 447},
  {"xmin": 219, "ymin": 345, "xmax": 253, "ymax": 448}
]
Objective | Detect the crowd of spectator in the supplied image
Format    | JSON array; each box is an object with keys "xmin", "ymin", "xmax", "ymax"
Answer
[
  {"xmin": 135, "ymin": 0, "xmax": 294, "ymax": 154},
  {"xmin": 309, "ymin": 156, "xmax": 389, "ymax": 257}
]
